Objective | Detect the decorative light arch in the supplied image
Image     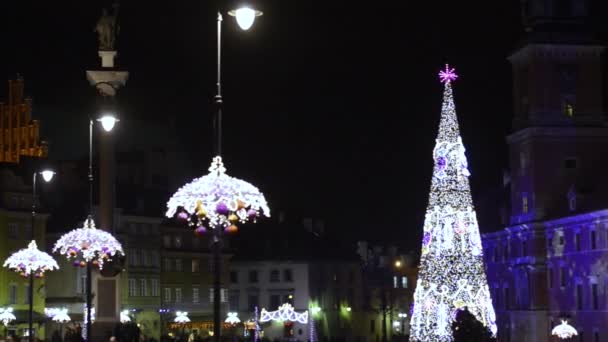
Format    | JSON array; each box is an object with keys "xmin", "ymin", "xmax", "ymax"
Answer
[
  {"xmin": 260, "ymin": 303, "xmax": 308, "ymax": 324},
  {"xmin": 552, "ymin": 320, "xmax": 578, "ymax": 339}
]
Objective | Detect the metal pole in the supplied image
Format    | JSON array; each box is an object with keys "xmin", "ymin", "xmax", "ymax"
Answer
[
  {"xmin": 213, "ymin": 11, "xmax": 224, "ymax": 342},
  {"xmin": 214, "ymin": 12, "xmax": 223, "ymax": 157},
  {"xmin": 29, "ymin": 172, "xmax": 36, "ymax": 342},
  {"xmin": 86, "ymin": 261, "xmax": 92, "ymax": 342},
  {"xmin": 86, "ymin": 118, "xmax": 94, "ymax": 341},
  {"xmin": 381, "ymin": 272, "xmax": 387, "ymax": 342},
  {"xmin": 212, "ymin": 230, "xmax": 222, "ymax": 342}
]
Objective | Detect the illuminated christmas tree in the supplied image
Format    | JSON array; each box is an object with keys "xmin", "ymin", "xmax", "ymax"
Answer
[{"xmin": 409, "ymin": 65, "xmax": 497, "ymax": 342}]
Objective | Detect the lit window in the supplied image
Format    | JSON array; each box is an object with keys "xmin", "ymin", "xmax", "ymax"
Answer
[
  {"xmin": 175, "ymin": 288, "xmax": 182, "ymax": 303},
  {"xmin": 192, "ymin": 288, "xmax": 199, "ymax": 304},
  {"xmin": 401, "ymin": 276, "xmax": 408, "ymax": 288},
  {"xmin": 140, "ymin": 279, "xmax": 148, "ymax": 296},
  {"xmin": 565, "ymin": 104, "xmax": 574, "ymax": 117},
  {"xmin": 163, "ymin": 288, "xmax": 171, "ymax": 302},
  {"xmin": 192, "ymin": 259, "xmax": 200, "ymax": 273},
  {"xmin": 393, "ymin": 276, "xmax": 398, "ymax": 289},
  {"xmin": 522, "ymin": 193, "xmax": 529, "ymax": 214}
]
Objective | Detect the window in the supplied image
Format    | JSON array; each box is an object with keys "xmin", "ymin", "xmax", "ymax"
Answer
[
  {"xmin": 175, "ymin": 259, "xmax": 183, "ymax": 272},
  {"xmin": 164, "ymin": 288, "xmax": 171, "ymax": 302},
  {"xmin": 549, "ymin": 268, "xmax": 553, "ymax": 288},
  {"xmin": 519, "ymin": 151, "xmax": 528, "ymax": 175},
  {"xmin": 129, "ymin": 278, "xmax": 138, "ymax": 297},
  {"xmin": 270, "ymin": 294, "xmax": 281, "ymax": 309},
  {"xmin": 175, "ymin": 288, "xmax": 182, "ymax": 303},
  {"xmin": 8, "ymin": 223, "xmax": 18, "ymax": 239},
  {"xmin": 129, "ymin": 249, "xmax": 139, "ymax": 266},
  {"xmin": 595, "ymin": 331, "xmax": 600, "ymax": 342},
  {"xmin": 23, "ymin": 224, "xmax": 32, "ymax": 240},
  {"xmin": 248, "ymin": 295, "xmax": 259, "ymax": 311},
  {"xmin": 192, "ymin": 287, "xmax": 199, "ymax": 303},
  {"xmin": 559, "ymin": 235, "xmax": 565, "ymax": 246},
  {"xmin": 592, "ymin": 284, "xmax": 598, "ymax": 310},
  {"xmin": 24, "ymin": 284, "xmax": 30, "ymax": 304},
  {"xmin": 163, "ymin": 258, "xmax": 172, "ymax": 271},
  {"xmin": 401, "ymin": 276, "xmax": 408, "ymax": 288},
  {"xmin": 576, "ymin": 284, "xmax": 583, "ymax": 310},
  {"xmin": 393, "ymin": 276, "xmax": 398, "ymax": 289},
  {"xmin": 192, "ymin": 259, "xmax": 200, "ymax": 273},
  {"xmin": 230, "ymin": 271, "xmax": 238, "ymax": 283},
  {"xmin": 174, "ymin": 236, "xmax": 182, "ymax": 248},
  {"xmin": 522, "ymin": 193, "xmax": 528, "ymax": 214},
  {"xmin": 564, "ymin": 103, "xmax": 574, "ymax": 117},
  {"xmin": 163, "ymin": 235, "xmax": 171, "ymax": 248},
  {"xmin": 151, "ymin": 279, "xmax": 159, "ymax": 296},
  {"xmin": 151, "ymin": 251, "xmax": 159, "ymax": 267},
  {"xmin": 249, "ymin": 270, "xmax": 258, "ymax": 283},
  {"xmin": 560, "ymin": 267, "xmax": 566, "ymax": 287},
  {"xmin": 575, "ymin": 232, "xmax": 581, "ymax": 252},
  {"xmin": 77, "ymin": 269, "xmax": 87, "ymax": 294},
  {"xmin": 9, "ymin": 284, "xmax": 17, "ymax": 304},
  {"xmin": 564, "ymin": 158, "xmax": 578, "ymax": 169},
  {"xmin": 140, "ymin": 279, "xmax": 148, "ymax": 296},
  {"xmin": 370, "ymin": 319, "xmax": 375, "ymax": 333},
  {"xmin": 141, "ymin": 251, "xmax": 149, "ymax": 266},
  {"xmin": 503, "ymin": 286, "xmax": 510, "ymax": 309},
  {"xmin": 229, "ymin": 291, "xmax": 240, "ymax": 311},
  {"xmin": 591, "ymin": 231, "xmax": 597, "ymax": 250},
  {"xmin": 284, "ymin": 269, "xmax": 293, "ymax": 282},
  {"xmin": 522, "ymin": 240, "xmax": 527, "ymax": 256},
  {"xmin": 348, "ymin": 270, "xmax": 354, "ymax": 282},
  {"xmin": 270, "ymin": 270, "xmax": 280, "ymax": 282}
]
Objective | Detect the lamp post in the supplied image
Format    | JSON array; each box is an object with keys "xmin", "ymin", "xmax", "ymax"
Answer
[
  {"xmin": 28, "ymin": 169, "xmax": 55, "ymax": 340},
  {"xmin": 397, "ymin": 313, "xmax": 407, "ymax": 336},
  {"xmin": 166, "ymin": 6, "xmax": 268, "ymax": 342},
  {"xmin": 53, "ymin": 113, "xmax": 123, "ymax": 342}
]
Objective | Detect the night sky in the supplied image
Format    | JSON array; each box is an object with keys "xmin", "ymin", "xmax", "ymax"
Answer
[{"xmin": 1, "ymin": 1, "xmax": 607, "ymax": 249}]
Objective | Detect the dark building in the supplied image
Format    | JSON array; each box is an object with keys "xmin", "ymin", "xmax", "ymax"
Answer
[{"xmin": 482, "ymin": 0, "xmax": 608, "ymax": 341}]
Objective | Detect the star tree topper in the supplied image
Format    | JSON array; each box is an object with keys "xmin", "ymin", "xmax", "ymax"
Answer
[{"xmin": 439, "ymin": 64, "xmax": 458, "ymax": 84}]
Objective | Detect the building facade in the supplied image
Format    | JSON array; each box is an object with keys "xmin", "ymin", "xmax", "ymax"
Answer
[
  {"xmin": 482, "ymin": 1, "xmax": 608, "ymax": 341},
  {"xmin": 0, "ymin": 78, "xmax": 47, "ymax": 163}
]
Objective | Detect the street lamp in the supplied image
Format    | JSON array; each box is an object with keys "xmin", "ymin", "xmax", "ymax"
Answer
[
  {"xmin": 3, "ymin": 169, "xmax": 58, "ymax": 342},
  {"xmin": 166, "ymin": 5, "xmax": 268, "ymax": 342},
  {"xmin": 53, "ymin": 113, "xmax": 124, "ymax": 341},
  {"xmin": 398, "ymin": 313, "xmax": 407, "ymax": 335}
]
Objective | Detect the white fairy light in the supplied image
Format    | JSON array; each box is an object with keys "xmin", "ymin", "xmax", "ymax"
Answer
[
  {"xmin": 120, "ymin": 310, "xmax": 131, "ymax": 323},
  {"xmin": 4, "ymin": 240, "xmax": 59, "ymax": 277},
  {"xmin": 0, "ymin": 308, "xmax": 16, "ymax": 326},
  {"xmin": 53, "ymin": 216, "xmax": 124, "ymax": 270},
  {"xmin": 51, "ymin": 308, "xmax": 71, "ymax": 323},
  {"xmin": 260, "ymin": 303, "xmax": 308, "ymax": 324},
  {"xmin": 552, "ymin": 320, "xmax": 578, "ymax": 339},
  {"xmin": 166, "ymin": 156, "xmax": 270, "ymax": 229},
  {"xmin": 410, "ymin": 66, "xmax": 497, "ymax": 342},
  {"xmin": 174, "ymin": 311, "xmax": 190, "ymax": 323},
  {"xmin": 225, "ymin": 312, "xmax": 241, "ymax": 324}
]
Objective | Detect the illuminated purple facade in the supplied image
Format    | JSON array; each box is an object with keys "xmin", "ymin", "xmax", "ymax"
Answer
[{"xmin": 482, "ymin": 0, "xmax": 608, "ymax": 341}]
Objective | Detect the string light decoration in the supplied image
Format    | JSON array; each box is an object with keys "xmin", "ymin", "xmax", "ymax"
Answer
[
  {"xmin": 166, "ymin": 156, "xmax": 270, "ymax": 230},
  {"xmin": 120, "ymin": 310, "xmax": 131, "ymax": 323},
  {"xmin": 409, "ymin": 66, "xmax": 496, "ymax": 342},
  {"xmin": 51, "ymin": 308, "xmax": 71, "ymax": 323},
  {"xmin": 552, "ymin": 320, "xmax": 578, "ymax": 339},
  {"xmin": 260, "ymin": 303, "xmax": 308, "ymax": 324},
  {"xmin": 3, "ymin": 240, "xmax": 59, "ymax": 277},
  {"xmin": 0, "ymin": 308, "xmax": 15, "ymax": 326},
  {"xmin": 174, "ymin": 311, "xmax": 191, "ymax": 323},
  {"xmin": 82, "ymin": 305, "xmax": 95, "ymax": 340},
  {"xmin": 225, "ymin": 312, "xmax": 241, "ymax": 324},
  {"xmin": 53, "ymin": 217, "xmax": 124, "ymax": 270}
]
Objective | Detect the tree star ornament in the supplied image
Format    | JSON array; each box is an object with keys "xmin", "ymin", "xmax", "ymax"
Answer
[
  {"xmin": 4, "ymin": 240, "xmax": 59, "ymax": 277},
  {"xmin": 409, "ymin": 67, "xmax": 496, "ymax": 342},
  {"xmin": 439, "ymin": 64, "xmax": 458, "ymax": 84},
  {"xmin": 53, "ymin": 216, "xmax": 124, "ymax": 270},
  {"xmin": 166, "ymin": 156, "xmax": 270, "ymax": 229}
]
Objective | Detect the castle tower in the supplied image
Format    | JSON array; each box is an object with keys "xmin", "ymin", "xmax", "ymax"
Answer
[{"xmin": 508, "ymin": 0, "xmax": 608, "ymax": 224}]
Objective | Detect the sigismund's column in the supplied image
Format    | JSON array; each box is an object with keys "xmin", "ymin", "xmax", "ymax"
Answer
[{"xmin": 85, "ymin": 2, "xmax": 129, "ymax": 340}]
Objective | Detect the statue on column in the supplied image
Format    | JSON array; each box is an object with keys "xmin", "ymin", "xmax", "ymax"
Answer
[{"xmin": 95, "ymin": 2, "xmax": 120, "ymax": 51}]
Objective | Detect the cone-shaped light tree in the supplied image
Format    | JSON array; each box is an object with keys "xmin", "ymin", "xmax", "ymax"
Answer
[{"xmin": 409, "ymin": 65, "xmax": 497, "ymax": 342}]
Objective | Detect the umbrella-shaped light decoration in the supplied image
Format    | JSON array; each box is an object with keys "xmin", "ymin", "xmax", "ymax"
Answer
[
  {"xmin": 166, "ymin": 156, "xmax": 270, "ymax": 231},
  {"xmin": 0, "ymin": 308, "xmax": 16, "ymax": 326},
  {"xmin": 225, "ymin": 312, "xmax": 241, "ymax": 325},
  {"xmin": 51, "ymin": 308, "xmax": 71, "ymax": 323},
  {"xmin": 552, "ymin": 320, "xmax": 578, "ymax": 339},
  {"xmin": 3, "ymin": 240, "xmax": 59, "ymax": 278},
  {"xmin": 53, "ymin": 216, "xmax": 124, "ymax": 270},
  {"xmin": 174, "ymin": 311, "xmax": 190, "ymax": 323},
  {"xmin": 120, "ymin": 310, "xmax": 131, "ymax": 323}
]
